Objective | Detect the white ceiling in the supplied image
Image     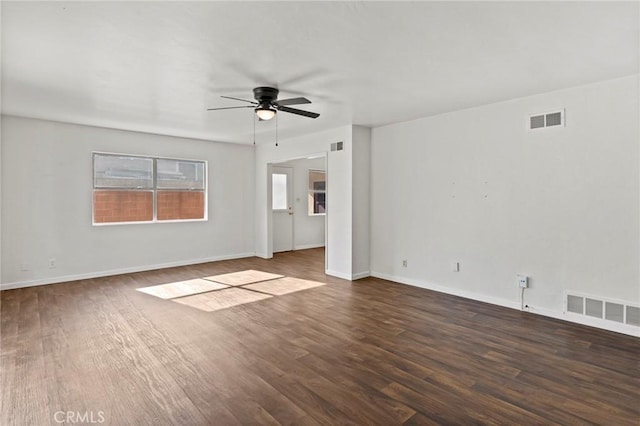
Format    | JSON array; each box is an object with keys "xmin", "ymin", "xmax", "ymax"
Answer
[{"xmin": 2, "ymin": 1, "xmax": 638, "ymax": 144}]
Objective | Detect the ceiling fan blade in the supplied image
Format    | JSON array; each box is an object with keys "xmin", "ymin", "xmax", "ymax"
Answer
[
  {"xmin": 276, "ymin": 97, "xmax": 311, "ymax": 106},
  {"xmin": 207, "ymin": 105, "xmax": 254, "ymax": 111},
  {"xmin": 220, "ymin": 95, "xmax": 257, "ymax": 104},
  {"xmin": 278, "ymin": 106, "xmax": 320, "ymax": 119}
]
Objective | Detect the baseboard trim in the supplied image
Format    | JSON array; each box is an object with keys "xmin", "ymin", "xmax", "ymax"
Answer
[
  {"xmin": 0, "ymin": 252, "xmax": 256, "ymax": 291},
  {"xmin": 351, "ymin": 271, "xmax": 371, "ymax": 280},
  {"xmin": 370, "ymin": 271, "xmax": 639, "ymax": 337},
  {"xmin": 324, "ymin": 269, "xmax": 371, "ymax": 281},
  {"xmin": 294, "ymin": 243, "xmax": 325, "ymax": 251},
  {"xmin": 371, "ymin": 271, "xmax": 519, "ymax": 310},
  {"xmin": 325, "ymin": 269, "xmax": 352, "ymax": 280}
]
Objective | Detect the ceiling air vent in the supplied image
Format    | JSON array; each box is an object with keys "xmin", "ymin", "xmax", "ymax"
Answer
[
  {"xmin": 331, "ymin": 141, "xmax": 344, "ymax": 152},
  {"xmin": 528, "ymin": 109, "xmax": 565, "ymax": 131}
]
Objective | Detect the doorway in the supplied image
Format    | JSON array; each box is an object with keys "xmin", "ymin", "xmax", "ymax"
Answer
[{"xmin": 270, "ymin": 156, "xmax": 327, "ymax": 259}]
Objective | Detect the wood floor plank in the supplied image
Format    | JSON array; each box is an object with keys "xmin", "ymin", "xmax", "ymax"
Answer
[
  {"xmin": 173, "ymin": 287, "xmax": 272, "ymax": 312},
  {"xmin": 1, "ymin": 248, "xmax": 638, "ymax": 425},
  {"xmin": 202, "ymin": 270, "xmax": 284, "ymax": 286},
  {"xmin": 136, "ymin": 278, "xmax": 228, "ymax": 299},
  {"xmin": 3, "ymin": 289, "xmax": 51, "ymax": 426},
  {"xmin": 243, "ymin": 276, "xmax": 325, "ymax": 295}
]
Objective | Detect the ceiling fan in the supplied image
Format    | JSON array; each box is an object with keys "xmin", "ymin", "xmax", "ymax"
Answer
[{"xmin": 207, "ymin": 87, "xmax": 320, "ymax": 120}]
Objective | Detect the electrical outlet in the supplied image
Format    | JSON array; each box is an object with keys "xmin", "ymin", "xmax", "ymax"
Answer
[
  {"xmin": 48, "ymin": 258, "xmax": 56, "ymax": 269},
  {"xmin": 402, "ymin": 260, "xmax": 408, "ymax": 268},
  {"xmin": 517, "ymin": 275, "xmax": 528, "ymax": 288},
  {"xmin": 21, "ymin": 263, "xmax": 30, "ymax": 272}
]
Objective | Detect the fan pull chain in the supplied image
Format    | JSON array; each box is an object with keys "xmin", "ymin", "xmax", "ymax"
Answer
[
  {"xmin": 252, "ymin": 111, "xmax": 256, "ymax": 145},
  {"xmin": 275, "ymin": 113, "xmax": 279, "ymax": 147}
]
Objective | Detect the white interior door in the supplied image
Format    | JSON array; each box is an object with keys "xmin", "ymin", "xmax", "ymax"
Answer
[{"xmin": 272, "ymin": 166, "xmax": 293, "ymax": 252}]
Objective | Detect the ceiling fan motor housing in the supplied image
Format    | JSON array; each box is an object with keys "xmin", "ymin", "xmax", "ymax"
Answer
[{"xmin": 253, "ymin": 87, "xmax": 279, "ymax": 103}]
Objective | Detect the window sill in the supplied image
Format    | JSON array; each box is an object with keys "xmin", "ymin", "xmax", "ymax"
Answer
[{"xmin": 92, "ymin": 218, "xmax": 208, "ymax": 226}]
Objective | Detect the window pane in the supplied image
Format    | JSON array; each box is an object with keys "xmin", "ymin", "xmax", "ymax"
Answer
[
  {"xmin": 308, "ymin": 192, "xmax": 326, "ymax": 214},
  {"xmin": 272, "ymin": 174, "xmax": 287, "ymax": 210},
  {"xmin": 157, "ymin": 190, "xmax": 205, "ymax": 220},
  {"xmin": 94, "ymin": 154, "xmax": 153, "ymax": 188},
  {"xmin": 308, "ymin": 170, "xmax": 326, "ymax": 215},
  {"xmin": 93, "ymin": 190, "xmax": 153, "ymax": 223},
  {"xmin": 309, "ymin": 170, "xmax": 326, "ymax": 191},
  {"xmin": 157, "ymin": 159, "xmax": 205, "ymax": 189},
  {"xmin": 313, "ymin": 192, "xmax": 326, "ymax": 214}
]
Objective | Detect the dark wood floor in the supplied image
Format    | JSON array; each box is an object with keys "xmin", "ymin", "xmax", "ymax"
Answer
[{"xmin": 1, "ymin": 248, "xmax": 639, "ymax": 425}]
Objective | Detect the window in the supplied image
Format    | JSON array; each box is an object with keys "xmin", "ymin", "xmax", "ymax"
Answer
[
  {"xmin": 272, "ymin": 173, "xmax": 288, "ymax": 210},
  {"xmin": 308, "ymin": 170, "xmax": 326, "ymax": 215},
  {"xmin": 93, "ymin": 153, "xmax": 206, "ymax": 224}
]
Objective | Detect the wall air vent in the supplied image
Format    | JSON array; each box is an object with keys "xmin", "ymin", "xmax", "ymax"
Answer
[
  {"xmin": 627, "ymin": 306, "xmax": 640, "ymax": 327},
  {"xmin": 565, "ymin": 291, "xmax": 640, "ymax": 328},
  {"xmin": 528, "ymin": 109, "xmax": 565, "ymax": 130},
  {"xmin": 330, "ymin": 141, "xmax": 344, "ymax": 152},
  {"xmin": 530, "ymin": 114, "xmax": 545, "ymax": 129},
  {"xmin": 585, "ymin": 298, "xmax": 603, "ymax": 318},
  {"xmin": 567, "ymin": 294, "xmax": 584, "ymax": 314},
  {"xmin": 605, "ymin": 302, "xmax": 624, "ymax": 323}
]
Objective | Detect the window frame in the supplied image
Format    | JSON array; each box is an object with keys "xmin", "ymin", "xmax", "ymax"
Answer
[
  {"xmin": 92, "ymin": 152, "xmax": 208, "ymax": 226},
  {"xmin": 308, "ymin": 169, "xmax": 326, "ymax": 216}
]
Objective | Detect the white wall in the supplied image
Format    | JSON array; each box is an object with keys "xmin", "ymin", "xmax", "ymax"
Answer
[
  {"xmin": 0, "ymin": 3, "xmax": 3, "ymax": 284},
  {"xmin": 275, "ymin": 157, "xmax": 326, "ymax": 250},
  {"xmin": 1, "ymin": 116, "xmax": 255, "ymax": 288},
  {"xmin": 352, "ymin": 126, "xmax": 371, "ymax": 278},
  {"xmin": 255, "ymin": 125, "xmax": 353, "ymax": 278},
  {"xmin": 371, "ymin": 75, "xmax": 639, "ymax": 332}
]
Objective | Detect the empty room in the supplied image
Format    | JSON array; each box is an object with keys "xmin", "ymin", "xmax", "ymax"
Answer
[{"xmin": 1, "ymin": 1, "xmax": 638, "ymax": 425}]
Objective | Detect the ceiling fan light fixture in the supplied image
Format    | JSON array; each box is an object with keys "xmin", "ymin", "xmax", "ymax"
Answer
[{"xmin": 255, "ymin": 105, "xmax": 276, "ymax": 120}]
